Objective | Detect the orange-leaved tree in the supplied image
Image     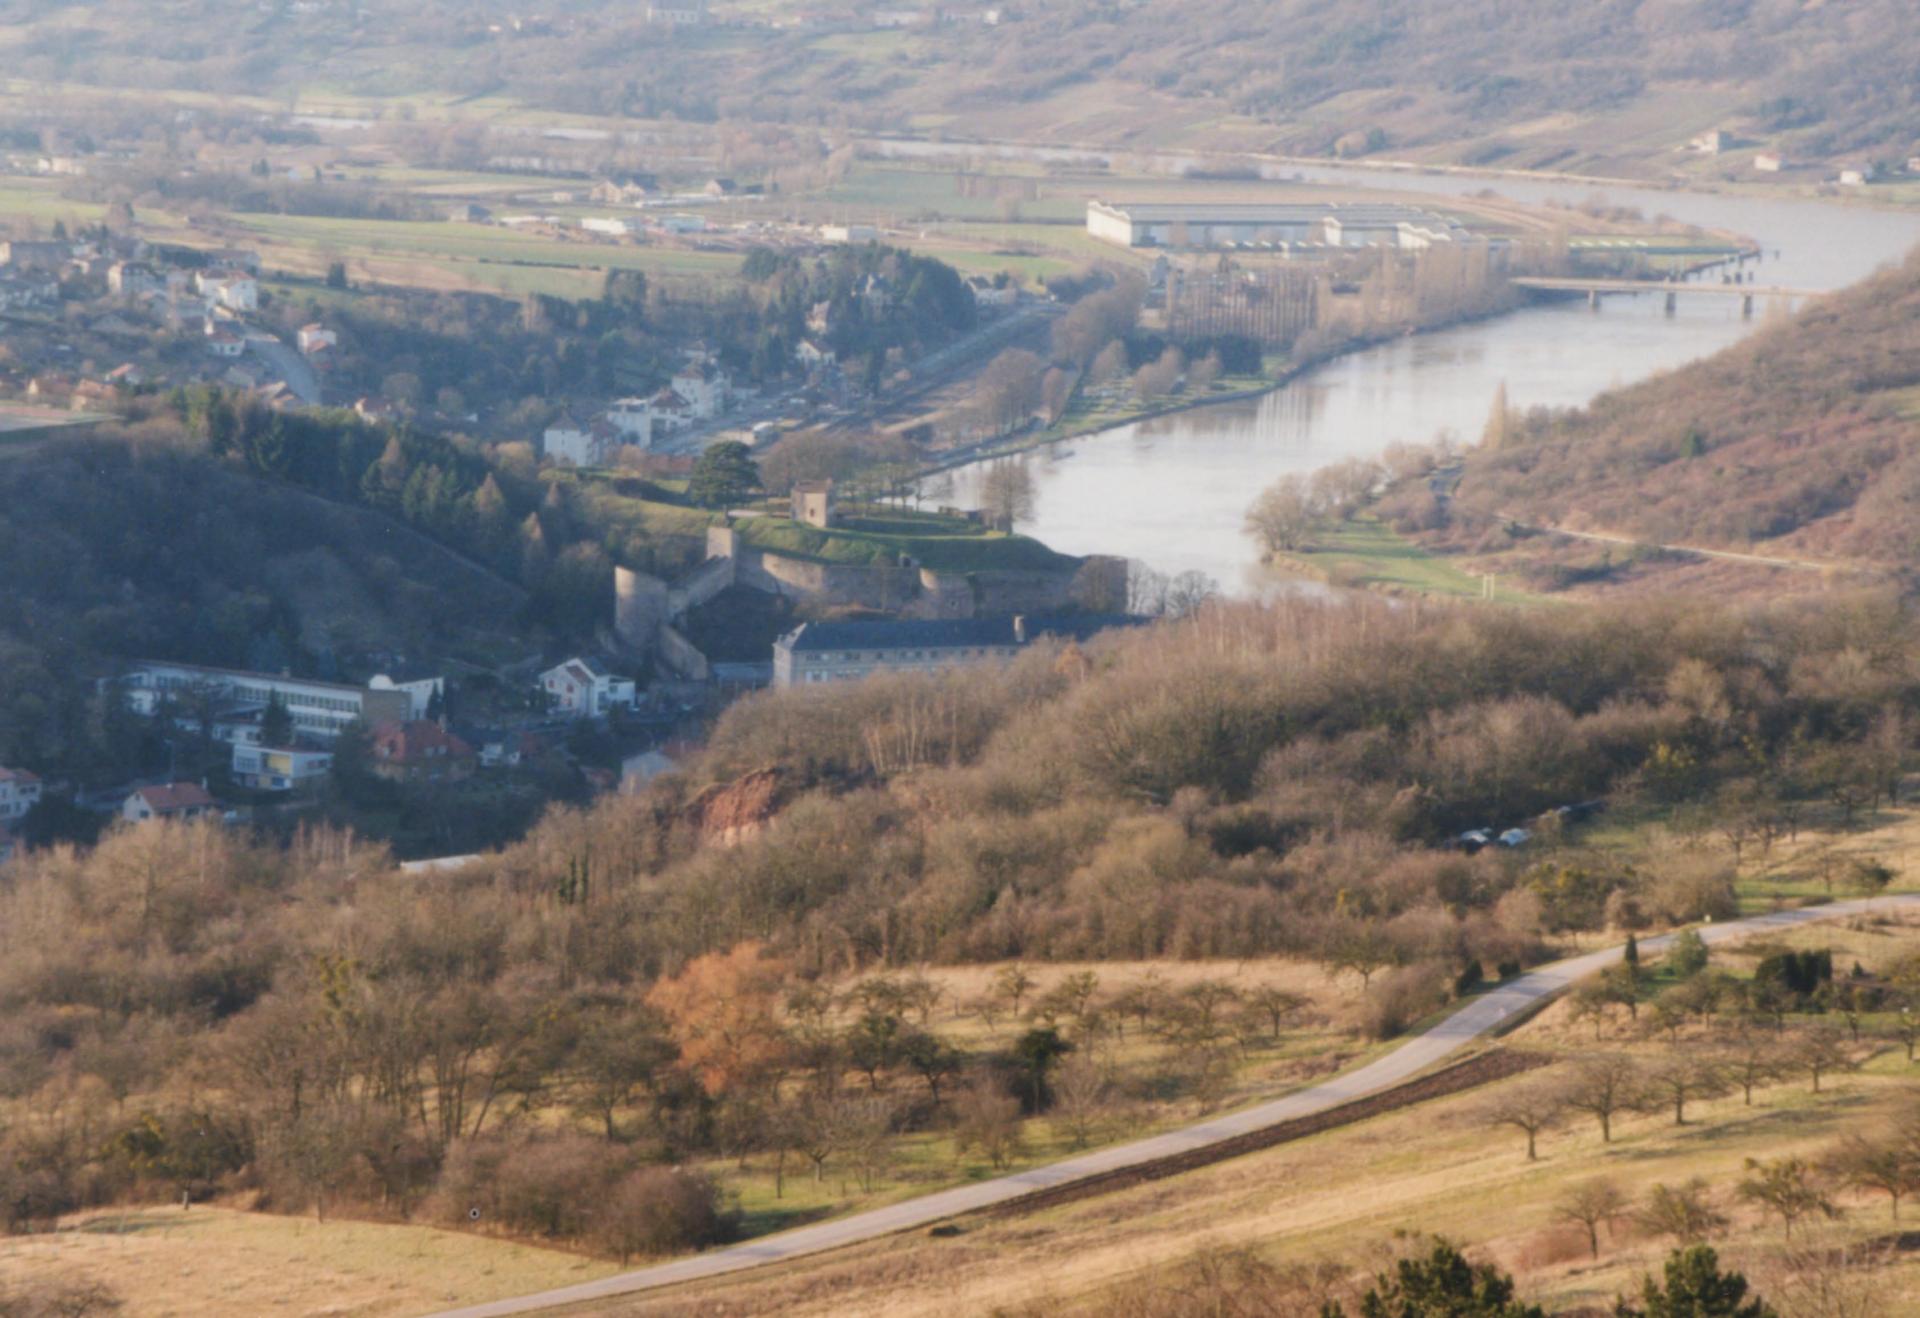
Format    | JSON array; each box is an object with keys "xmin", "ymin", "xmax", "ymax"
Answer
[{"xmin": 645, "ymin": 941, "xmax": 791, "ymax": 1098}]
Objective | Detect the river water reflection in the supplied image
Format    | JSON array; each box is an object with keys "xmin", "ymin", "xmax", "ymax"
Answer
[{"xmin": 940, "ymin": 162, "xmax": 1920, "ymax": 592}]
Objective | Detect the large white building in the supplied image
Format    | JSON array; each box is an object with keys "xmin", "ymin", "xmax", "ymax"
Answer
[
  {"xmin": 1086, "ymin": 200, "xmax": 1468, "ymax": 252},
  {"xmin": 120, "ymin": 661, "xmax": 416, "ymax": 743},
  {"xmin": 773, "ymin": 615, "xmax": 1144, "ymax": 688}
]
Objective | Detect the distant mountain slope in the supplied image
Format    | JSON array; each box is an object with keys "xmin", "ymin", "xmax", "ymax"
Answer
[
  {"xmin": 1434, "ymin": 250, "xmax": 1920, "ymax": 591},
  {"xmin": 3, "ymin": 2, "xmax": 1917, "ymax": 172}
]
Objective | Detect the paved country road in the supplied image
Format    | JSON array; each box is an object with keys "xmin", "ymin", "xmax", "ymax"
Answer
[{"xmin": 430, "ymin": 894, "xmax": 1920, "ymax": 1318}]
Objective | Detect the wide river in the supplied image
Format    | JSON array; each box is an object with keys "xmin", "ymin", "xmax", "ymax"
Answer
[{"xmin": 941, "ymin": 161, "xmax": 1920, "ymax": 592}]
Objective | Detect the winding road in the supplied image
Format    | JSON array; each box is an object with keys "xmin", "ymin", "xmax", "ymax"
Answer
[{"xmin": 431, "ymin": 894, "xmax": 1920, "ymax": 1318}]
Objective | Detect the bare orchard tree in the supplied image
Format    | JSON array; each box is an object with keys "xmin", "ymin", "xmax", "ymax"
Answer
[
  {"xmin": 1636, "ymin": 1177, "xmax": 1728, "ymax": 1245},
  {"xmin": 1484, "ymin": 1080, "xmax": 1564, "ymax": 1161},
  {"xmin": 1560, "ymin": 1053, "xmax": 1643, "ymax": 1144},
  {"xmin": 1553, "ymin": 1178, "xmax": 1628, "ymax": 1259}
]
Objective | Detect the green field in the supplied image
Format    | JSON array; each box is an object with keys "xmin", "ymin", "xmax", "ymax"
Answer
[
  {"xmin": 1274, "ymin": 515, "xmax": 1543, "ymax": 603},
  {"xmin": 735, "ymin": 509, "xmax": 1079, "ymax": 573}
]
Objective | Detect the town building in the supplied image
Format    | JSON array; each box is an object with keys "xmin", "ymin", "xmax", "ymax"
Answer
[
  {"xmin": 540, "ymin": 657, "xmax": 638, "ymax": 719},
  {"xmin": 669, "ymin": 361, "xmax": 728, "ymax": 419},
  {"xmin": 647, "ymin": 1, "xmax": 708, "ymax": 23},
  {"xmin": 820, "ymin": 224, "xmax": 879, "ymax": 244},
  {"xmin": 967, "ymin": 275, "xmax": 1018, "ymax": 308},
  {"xmin": 791, "ymin": 479, "xmax": 837, "ymax": 529},
  {"xmin": 1085, "ymin": 200, "xmax": 1468, "ymax": 252},
  {"xmin": 1754, "ymin": 153, "xmax": 1784, "ymax": 173},
  {"xmin": 773, "ymin": 614, "xmax": 1143, "ymax": 688},
  {"xmin": 582, "ymin": 216, "xmax": 644, "ymax": 238},
  {"xmin": 367, "ymin": 671, "xmax": 446, "ymax": 721},
  {"xmin": 544, "ymin": 418, "xmax": 623, "ymax": 467},
  {"xmin": 0, "ymin": 240, "xmax": 72, "ymax": 273},
  {"xmin": 231, "ymin": 743, "xmax": 334, "ymax": 792},
  {"xmin": 1689, "ymin": 129, "xmax": 1728, "ymax": 154},
  {"xmin": 206, "ymin": 328, "xmax": 245, "ymax": 358},
  {"xmin": 122, "ymin": 782, "xmax": 219, "ymax": 824},
  {"xmin": 197, "ymin": 270, "xmax": 259, "ymax": 313},
  {"xmin": 0, "ymin": 768, "xmax": 42, "ymax": 824},
  {"xmin": 296, "ymin": 323, "xmax": 338, "ymax": 355},
  {"xmin": 369, "ymin": 720, "xmax": 476, "ymax": 782},
  {"xmin": 120, "ymin": 661, "xmax": 415, "ymax": 743}
]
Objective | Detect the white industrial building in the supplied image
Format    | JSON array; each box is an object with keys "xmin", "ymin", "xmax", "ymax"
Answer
[{"xmin": 1086, "ymin": 200, "xmax": 1469, "ymax": 252}]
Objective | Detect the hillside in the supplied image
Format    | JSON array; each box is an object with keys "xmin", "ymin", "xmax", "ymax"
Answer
[
  {"xmin": 0, "ymin": 427, "xmax": 529, "ymax": 777},
  {"xmin": 3, "ymin": 2, "xmax": 1918, "ymax": 176},
  {"xmin": 1416, "ymin": 250, "xmax": 1920, "ymax": 596}
]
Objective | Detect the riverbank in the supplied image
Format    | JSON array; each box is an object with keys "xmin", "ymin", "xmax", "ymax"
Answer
[{"xmin": 1261, "ymin": 515, "xmax": 1545, "ymax": 605}]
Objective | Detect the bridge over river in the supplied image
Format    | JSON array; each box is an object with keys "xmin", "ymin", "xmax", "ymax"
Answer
[{"xmin": 1512, "ymin": 275, "xmax": 1825, "ymax": 316}]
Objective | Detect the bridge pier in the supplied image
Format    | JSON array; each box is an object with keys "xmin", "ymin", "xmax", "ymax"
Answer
[
  {"xmin": 1588, "ymin": 288, "xmax": 1600, "ymax": 311},
  {"xmin": 1742, "ymin": 294, "xmax": 1754, "ymax": 319},
  {"xmin": 1664, "ymin": 290, "xmax": 1677, "ymax": 316}
]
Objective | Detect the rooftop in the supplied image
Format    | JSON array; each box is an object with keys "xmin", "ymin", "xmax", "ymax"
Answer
[{"xmin": 1090, "ymin": 199, "xmax": 1452, "ymax": 224}]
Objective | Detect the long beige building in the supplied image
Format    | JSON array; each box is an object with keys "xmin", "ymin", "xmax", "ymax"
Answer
[{"xmin": 1086, "ymin": 200, "xmax": 1466, "ymax": 251}]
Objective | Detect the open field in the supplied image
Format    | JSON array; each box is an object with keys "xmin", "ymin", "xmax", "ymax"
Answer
[
  {"xmin": 1271, "ymin": 515, "xmax": 1545, "ymax": 604},
  {"xmin": 733, "ymin": 509, "xmax": 1080, "ymax": 572},
  {"xmin": 0, "ymin": 1204, "xmax": 616, "ymax": 1318}
]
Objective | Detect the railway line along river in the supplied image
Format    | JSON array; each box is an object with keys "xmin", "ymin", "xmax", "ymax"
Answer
[{"xmin": 940, "ymin": 161, "xmax": 1920, "ymax": 592}]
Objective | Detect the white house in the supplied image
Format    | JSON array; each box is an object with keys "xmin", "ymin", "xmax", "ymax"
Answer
[
  {"xmin": 0, "ymin": 767, "xmax": 42, "ymax": 823},
  {"xmin": 122, "ymin": 782, "xmax": 219, "ymax": 824},
  {"xmin": 820, "ymin": 224, "xmax": 879, "ymax": 244},
  {"xmin": 967, "ymin": 275, "xmax": 1018, "ymax": 308},
  {"xmin": 1753, "ymin": 153, "xmax": 1783, "ymax": 173},
  {"xmin": 670, "ymin": 361, "xmax": 727, "ymax": 418},
  {"xmin": 544, "ymin": 418, "xmax": 626, "ymax": 467},
  {"xmin": 231, "ymin": 743, "xmax": 333, "ymax": 792},
  {"xmin": 540, "ymin": 658, "xmax": 637, "ymax": 719},
  {"xmin": 582, "ymin": 216, "xmax": 643, "ymax": 238},
  {"xmin": 206, "ymin": 328, "xmax": 245, "ymax": 358},
  {"xmin": 606, "ymin": 397, "xmax": 654, "ymax": 443},
  {"xmin": 296, "ymin": 323, "xmax": 338, "ymax": 355},
  {"xmin": 796, "ymin": 339, "xmax": 837, "ymax": 368},
  {"xmin": 198, "ymin": 270, "xmax": 259, "ymax": 313}
]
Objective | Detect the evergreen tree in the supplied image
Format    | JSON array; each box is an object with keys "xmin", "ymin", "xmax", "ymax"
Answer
[
  {"xmin": 688, "ymin": 440, "xmax": 761, "ymax": 510},
  {"xmin": 1325, "ymin": 1239, "xmax": 1546, "ymax": 1317},
  {"xmin": 1614, "ymin": 1246, "xmax": 1777, "ymax": 1318},
  {"xmin": 1482, "ymin": 381, "xmax": 1511, "ymax": 449},
  {"xmin": 260, "ymin": 692, "xmax": 293, "ymax": 748}
]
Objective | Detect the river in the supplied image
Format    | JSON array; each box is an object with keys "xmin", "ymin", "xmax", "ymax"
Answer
[{"xmin": 934, "ymin": 158, "xmax": 1920, "ymax": 592}]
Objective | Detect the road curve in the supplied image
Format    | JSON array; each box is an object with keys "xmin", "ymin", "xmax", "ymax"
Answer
[{"xmin": 431, "ymin": 894, "xmax": 1920, "ymax": 1318}]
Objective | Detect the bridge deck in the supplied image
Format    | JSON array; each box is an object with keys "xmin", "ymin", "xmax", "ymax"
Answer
[{"xmin": 1512, "ymin": 276, "xmax": 1823, "ymax": 297}]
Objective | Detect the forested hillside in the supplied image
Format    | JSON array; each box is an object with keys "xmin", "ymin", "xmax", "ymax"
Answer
[
  {"xmin": 1428, "ymin": 250, "xmax": 1920, "ymax": 589},
  {"xmin": 0, "ymin": 427, "xmax": 532, "ymax": 778},
  {"xmin": 3, "ymin": 1, "xmax": 1916, "ymax": 171}
]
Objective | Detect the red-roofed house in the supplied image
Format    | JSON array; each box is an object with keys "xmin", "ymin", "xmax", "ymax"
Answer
[
  {"xmin": 122, "ymin": 782, "xmax": 219, "ymax": 824},
  {"xmin": 369, "ymin": 720, "xmax": 477, "ymax": 782},
  {"xmin": 0, "ymin": 767, "xmax": 41, "ymax": 824}
]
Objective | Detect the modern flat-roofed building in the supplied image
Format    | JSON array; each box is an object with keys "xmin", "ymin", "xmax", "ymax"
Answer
[
  {"xmin": 773, "ymin": 614, "xmax": 1144, "ymax": 688},
  {"xmin": 120, "ymin": 661, "xmax": 414, "ymax": 742},
  {"xmin": 1087, "ymin": 200, "xmax": 1465, "ymax": 251}
]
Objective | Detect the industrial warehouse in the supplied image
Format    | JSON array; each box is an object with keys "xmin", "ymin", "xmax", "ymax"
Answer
[{"xmin": 1086, "ymin": 199, "xmax": 1477, "ymax": 252}]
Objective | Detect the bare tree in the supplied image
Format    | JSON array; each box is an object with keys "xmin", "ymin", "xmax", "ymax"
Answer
[
  {"xmin": 1738, "ymin": 1156, "xmax": 1840, "ymax": 1239},
  {"xmin": 1553, "ymin": 1178, "xmax": 1628, "ymax": 1259},
  {"xmin": 1827, "ymin": 1133, "xmax": 1919, "ymax": 1222},
  {"xmin": 1637, "ymin": 1178, "xmax": 1728, "ymax": 1245},
  {"xmin": 1051, "ymin": 1054, "xmax": 1110, "ymax": 1149},
  {"xmin": 1646, "ymin": 1053, "xmax": 1727, "ymax": 1126},
  {"xmin": 1561, "ymin": 1053, "xmax": 1643, "ymax": 1144},
  {"xmin": 977, "ymin": 458, "xmax": 1036, "ymax": 530},
  {"xmin": 1484, "ymin": 1080, "xmax": 1563, "ymax": 1161},
  {"xmin": 1244, "ymin": 474, "xmax": 1320, "ymax": 555}
]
